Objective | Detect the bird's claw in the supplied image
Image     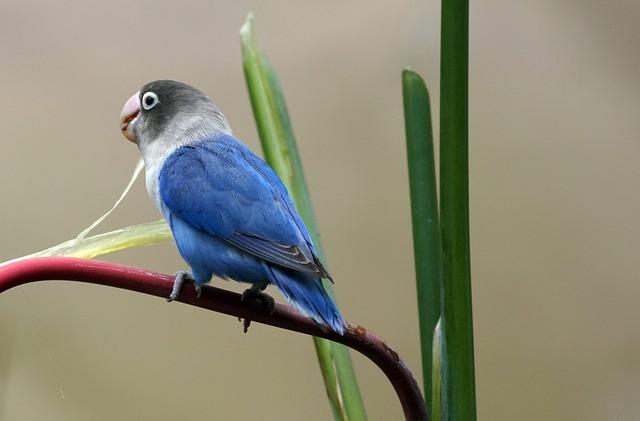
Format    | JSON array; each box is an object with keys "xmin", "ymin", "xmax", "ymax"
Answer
[
  {"xmin": 242, "ymin": 318, "xmax": 251, "ymax": 333},
  {"xmin": 167, "ymin": 271, "xmax": 197, "ymax": 302},
  {"xmin": 239, "ymin": 287, "xmax": 275, "ymax": 333},
  {"xmin": 241, "ymin": 289, "xmax": 275, "ymax": 313}
]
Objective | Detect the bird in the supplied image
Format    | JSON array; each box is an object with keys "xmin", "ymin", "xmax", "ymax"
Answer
[{"xmin": 119, "ymin": 80, "xmax": 345, "ymax": 334}]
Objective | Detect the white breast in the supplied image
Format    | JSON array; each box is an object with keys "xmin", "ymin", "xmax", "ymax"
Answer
[{"xmin": 140, "ymin": 136, "xmax": 182, "ymax": 216}]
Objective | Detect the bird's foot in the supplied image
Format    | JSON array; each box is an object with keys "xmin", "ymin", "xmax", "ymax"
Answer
[
  {"xmin": 239, "ymin": 286, "xmax": 275, "ymax": 333},
  {"xmin": 167, "ymin": 271, "xmax": 197, "ymax": 302},
  {"xmin": 241, "ymin": 288, "xmax": 275, "ymax": 313}
]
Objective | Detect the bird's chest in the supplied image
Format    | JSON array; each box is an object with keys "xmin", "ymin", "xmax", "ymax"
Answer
[
  {"xmin": 140, "ymin": 139, "xmax": 181, "ymax": 217},
  {"xmin": 145, "ymin": 163, "xmax": 165, "ymax": 214}
]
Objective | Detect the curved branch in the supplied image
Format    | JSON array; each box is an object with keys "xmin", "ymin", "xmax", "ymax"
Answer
[{"xmin": 0, "ymin": 257, "xmax": 427, "ymax": 421}]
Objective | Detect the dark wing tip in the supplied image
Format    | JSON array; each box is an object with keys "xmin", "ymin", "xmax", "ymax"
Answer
[
  {"xmin": 226, "ymin": 233, "xmax": 332, "ymax": 278},
  {"xmin": 313, "ymin": 256, "xmax": 333, "ymax": 282}
]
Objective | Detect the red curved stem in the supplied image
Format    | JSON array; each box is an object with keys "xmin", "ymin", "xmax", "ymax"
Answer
[{"xmin": 0, "ymin": 257, "xmax": 427, "ymax": 421}]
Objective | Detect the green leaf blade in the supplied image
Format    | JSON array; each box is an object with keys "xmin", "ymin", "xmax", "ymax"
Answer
[
  {"xmin": 402, "ymin": 68, "xmax": 442, "ymax": 414},
  {"xmin": 240, "ymin": 14, "xmax": 367, "ymax": 421},
  {"xmin": 439, "ymin": 0, "xmax": 476, "ymax": 420}
]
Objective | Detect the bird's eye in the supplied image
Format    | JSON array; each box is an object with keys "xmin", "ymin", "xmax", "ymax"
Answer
[{"xmin": 142, "ymin": 91, "xmax": 159, "ymax": 110}]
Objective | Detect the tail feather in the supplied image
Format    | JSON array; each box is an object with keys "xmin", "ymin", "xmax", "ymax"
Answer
[{"xmin": 268, "ymin": 266, "xmax": 345, "ymax": 335}]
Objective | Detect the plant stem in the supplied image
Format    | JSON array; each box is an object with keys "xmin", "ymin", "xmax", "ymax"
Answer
[
  {"xmin": 0, "ymin": 256, "xmax": 426, "ymax": 421},
  {"xmin": 439, "ymin": 0, "xmax": 476, "ymax": 420},
  {"xmin": 402, "ymin": 69, "xmax": 441, "ymax": 413},
  {"xmin": 240, "ymin": 14, "xmax": 367, "ymax": 421}
]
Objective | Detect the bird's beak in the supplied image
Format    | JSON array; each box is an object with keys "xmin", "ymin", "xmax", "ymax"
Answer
[{"xmin": 120, "ymin": 91, "xmax": 140, "ymax": 143}]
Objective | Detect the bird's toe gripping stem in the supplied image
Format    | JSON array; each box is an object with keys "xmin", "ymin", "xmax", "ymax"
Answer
[
  {"xmin": 239, "ymin": 283, "xmax": 274, "ymax": 333},
  {"xmin": 167, "ymin": 271, "xmax": 200, "ymax": 302}
]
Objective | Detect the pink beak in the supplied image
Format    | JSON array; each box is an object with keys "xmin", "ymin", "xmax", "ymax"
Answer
[{"xmin": 120, "ymin": 91, "xmax": 140, "ymax": 143}]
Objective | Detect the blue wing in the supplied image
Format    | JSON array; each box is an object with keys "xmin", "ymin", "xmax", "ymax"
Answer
[{"xmin": 159, "ymin": 135, "xmax": 330, "ymax": 278}]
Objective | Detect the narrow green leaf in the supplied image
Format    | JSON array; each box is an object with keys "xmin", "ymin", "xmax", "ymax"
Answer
[
  {"xmin": 240, "ymin": 14, "xmax": 367, "ymax": 421},
  {"xmin": 1, "ymin": 220, "xmax": 171, "ymax": 266},
  {"xmin": 439, "ymin": 0, "xmax": 476, "ymax": 420},
  {"xmin": 402, "ymin": 68, "xmax": 441, "ymax": 413}
]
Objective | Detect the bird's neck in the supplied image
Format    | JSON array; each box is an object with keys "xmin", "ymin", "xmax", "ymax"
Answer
[{"xmin": 140, "ymin": 115, "xmax": 230, "ymax": 166}]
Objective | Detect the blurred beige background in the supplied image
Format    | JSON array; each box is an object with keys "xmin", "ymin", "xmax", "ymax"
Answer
[{"xmin": 0, "ymin": 1, "xmax": 638, "ymax": 420}]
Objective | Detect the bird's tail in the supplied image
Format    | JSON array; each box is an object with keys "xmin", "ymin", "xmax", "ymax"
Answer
[{"xmin": 268, "ymin": 266, "xmax": 345, "ymax": 335}]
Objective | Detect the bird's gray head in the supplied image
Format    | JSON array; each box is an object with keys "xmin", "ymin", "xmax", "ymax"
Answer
[{"xmin": 119, "ymin": 80, "xmax": 231, "ymax": 148}]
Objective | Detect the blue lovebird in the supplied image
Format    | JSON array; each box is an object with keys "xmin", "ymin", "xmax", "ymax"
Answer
[{"xmin": 119, "ymin": 80, "xmax": 344, "ymax": 334}]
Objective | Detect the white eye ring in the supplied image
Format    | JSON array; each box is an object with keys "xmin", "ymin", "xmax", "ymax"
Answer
[{"xmin": 142, "ymin": 91, "xmax": 159, "ymax": 110}]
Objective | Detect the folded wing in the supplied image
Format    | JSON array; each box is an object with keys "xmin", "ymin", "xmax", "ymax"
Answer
[{"xmin": 159, "ymin": 135, "xmax": 330, "ymax": 279}]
